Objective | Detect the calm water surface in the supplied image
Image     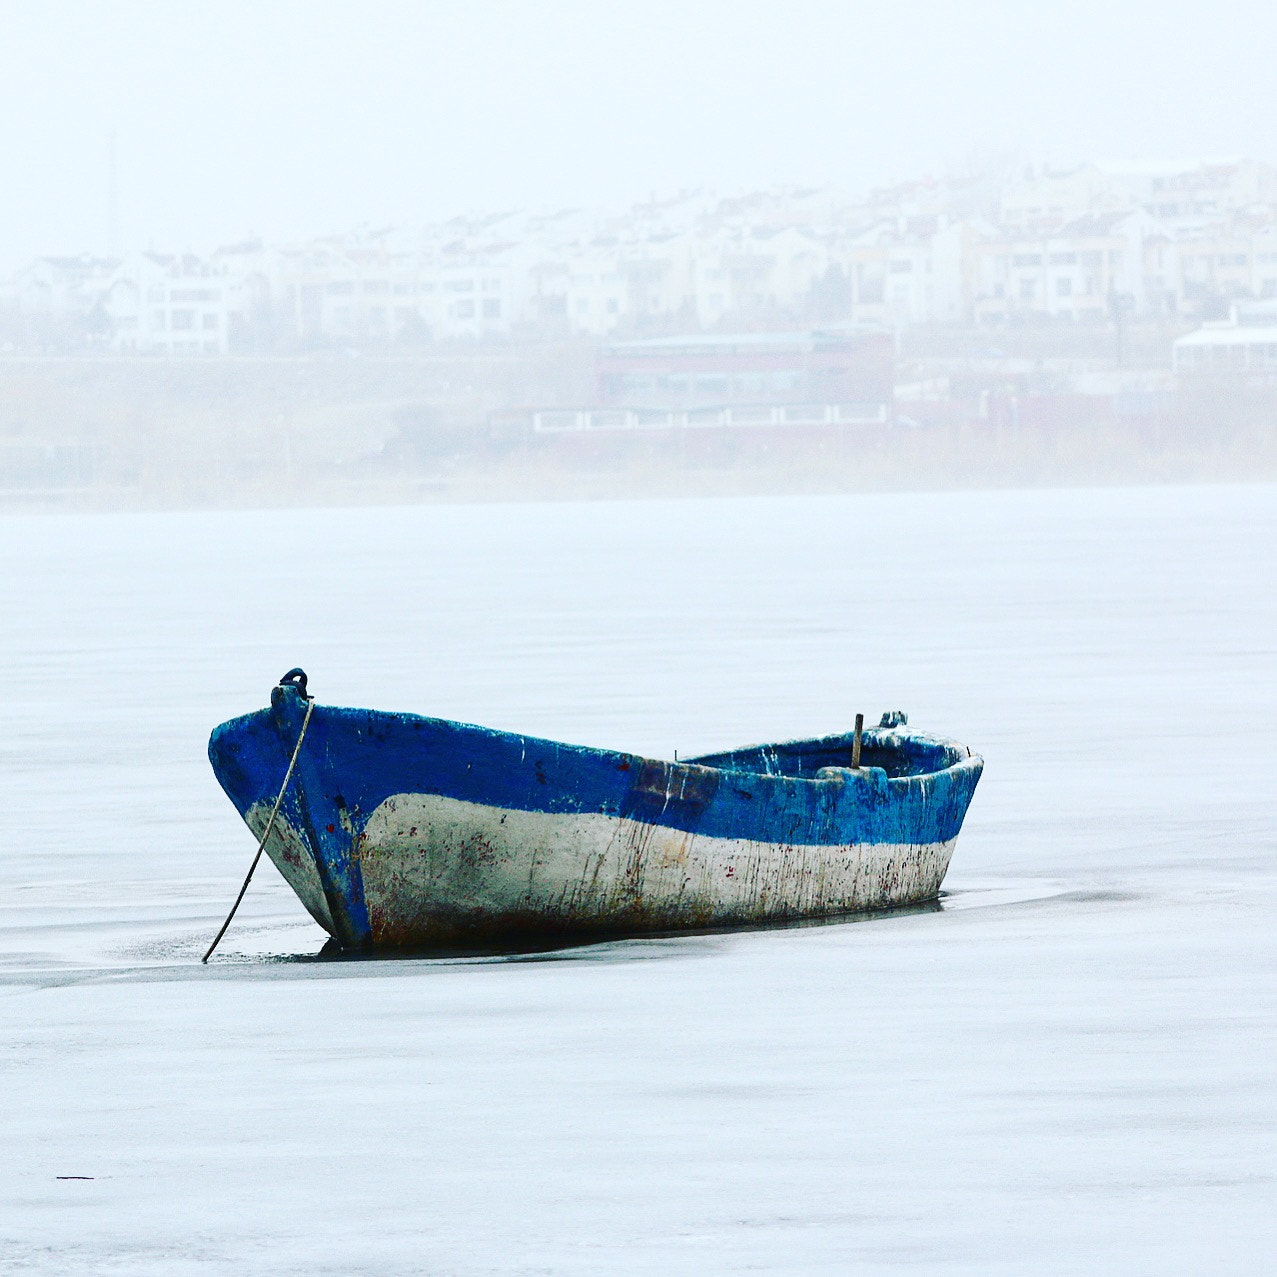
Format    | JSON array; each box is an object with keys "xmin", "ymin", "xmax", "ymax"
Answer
[{"xmin": 1, "ymin": 486, "xmax": 1274, "ymax": 1273}]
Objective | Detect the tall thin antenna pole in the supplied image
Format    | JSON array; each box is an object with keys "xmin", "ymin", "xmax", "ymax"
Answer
[{"xmin": 107, "ymin": 129, "xmax": 119, "ymax": 256}]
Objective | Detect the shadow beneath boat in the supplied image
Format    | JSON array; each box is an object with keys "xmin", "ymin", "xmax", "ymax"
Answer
[{"xmin": 307, "ymin": 895, "xmax": 946, "ymax": 965}]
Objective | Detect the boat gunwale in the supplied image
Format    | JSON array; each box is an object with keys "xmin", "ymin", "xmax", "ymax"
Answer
[{"xmin": 211, "ymin": 702, "xmax": 982, "ymax": 790}]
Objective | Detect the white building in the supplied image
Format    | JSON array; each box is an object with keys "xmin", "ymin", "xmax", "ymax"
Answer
[
  {"xmin": 688, "ymin": 226, "xmax": 829, "ymax": 328},
  {"xmin": 972, "ymin": 209, "xmax": 1167, "ymax": 323},
  {"xmin": 5, "ymin": 255, "xmax": 119, "ymax": 347},
  {"xmin": 835, "ymin": 216, "xmax": 972, "ymax": 328},
  {"xmin": 103, "ymin": 251, "xmax": 256, "ymax": 354},
  {"xmin": 1173, "ymin": 300, "xmax": 1277, "ymax": 374}
]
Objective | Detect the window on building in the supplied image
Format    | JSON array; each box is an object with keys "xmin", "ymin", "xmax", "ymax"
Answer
[
  {"xmin": 171, "ymin": 309, "xmax": 195, "ymax": 330},
  {"xmin": 482, "ymin": 298, "xmax": 501, "ymax": 319},
  {"xmin": 152, "ymin": 310, "xmax": 166, "ymax": 329},
  {"xmin": 202, "ymin": 313, "xmax": 219, "ymax": 329},
  {"xmin": 575, "ymin": 297, "xmax": 590, "ymax": 314},
  {"xmin": 606, "ymin": 297, "xmax": 619, "ymax": 314},
  {"xmin": 1013, "ymin": 254, "xmax": 1042, "ymax": 267},
  {"xmin": 1049, "ymin": 253, "xmax": 1077, "ymax": 266},
  {"xmin": 889, "ymin": 260, "xmax": 913, "ymax": 273},
  {"xmin": 451, "ymin": 299, "xmax": 475, "ymax": 319},
  {"xmin": 858, "ymin": 276, "xmax": 885, "ymax": 303},
  {"xmin": 363, "ymin": 280, "xmax": 389, "ymax": 294},
  {"xmin": 1056, "ymin": 278, "xmax": 1072, "ymax": 297},
  {"xmin": 1019, "ymin": 279, "xmax": 1037, "ymax": 301},
  {"xmin": 327, "ymin": 281, "xmax": 355, "ymax": 295}
]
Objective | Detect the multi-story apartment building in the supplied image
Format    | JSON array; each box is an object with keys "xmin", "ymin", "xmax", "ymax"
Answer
[
  {"xmin": 999, "ymin": 164, "xmax": 1131, "ymax": 230},
  {"xmin": 1001, "ymin": 159, "xmax": 1277, "ymax": 234},
  {"xmin": 688, "ymin": 226, "xmax": 827, "ymax": 328},
  {"xmin": 837, "ymin": 216, "xmax": 972, "ymax": 328},
  {"xmin": 3, "ymin": 254, "xmax": 120, "ymax": 348},
  {"xmin": 260, "ymin": 233, "xmax": 529, "ymax": 345},
  {"xmin": 1171, "ymin": 217, "xmax": 1277, "ymax": 312},
  {"xmin": 971, "ymin": 210, "xmax": 1167, "ymax": 324},
  {"xmin": 104, "ymin": 250, "xmax": 261, "ymax": 354}
]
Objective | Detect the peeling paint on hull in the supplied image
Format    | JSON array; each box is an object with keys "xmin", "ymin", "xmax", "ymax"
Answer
[
  {"xmin": 246, "ymin": 794, "xmax": 959, "ymax": 947},
  {"xmin": 210, "ymin": 681, "xmax": 983, "ymax": 952}
]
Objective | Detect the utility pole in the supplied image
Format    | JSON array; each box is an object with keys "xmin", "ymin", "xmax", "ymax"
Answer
[
  {"xmin": 1110, "ymin": 290, "xmax": 1133, "ymax": 368},
  {"xmin": 107, "ymin": 129, "xmax": 120, "ymax": 257}
]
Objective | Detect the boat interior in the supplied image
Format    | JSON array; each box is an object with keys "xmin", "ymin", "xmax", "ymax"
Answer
[{"xmin": 688, "ymin": 733, "xmax": 962, "ymax": 780}]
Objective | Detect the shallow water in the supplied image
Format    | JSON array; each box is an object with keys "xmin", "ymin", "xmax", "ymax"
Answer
[{"xmin": 2, "ymin": 485, "xmax": 1275, "ymax": 1273}]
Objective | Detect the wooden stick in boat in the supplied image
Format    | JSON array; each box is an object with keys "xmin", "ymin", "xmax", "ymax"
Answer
[{"xmin": 852, "ymin": 713, "xmax": 864, "ymax": 768}]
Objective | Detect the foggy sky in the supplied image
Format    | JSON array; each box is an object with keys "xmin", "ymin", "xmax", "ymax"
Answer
[{"xmin": 2, "ymin": 0, "xmax": 1275, "ymax": 268}]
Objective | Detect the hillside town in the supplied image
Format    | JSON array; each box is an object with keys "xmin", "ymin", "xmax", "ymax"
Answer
[
  {"xmin": 3, "ymin": 156, "xmax": 1276, "ymax": 509},
  {"xmin": 5, "ymin": 157, "xmax": 1277, "ymax": 355}
]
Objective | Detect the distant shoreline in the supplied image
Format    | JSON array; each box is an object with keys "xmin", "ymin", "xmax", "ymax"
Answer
[
  {"xmin": 4, "ymin": 425, "xmax": 1275, "ymax": 515},
  {"xmin": 2, "ymin": 347, "xmax": 1273, "ymax": 513}
]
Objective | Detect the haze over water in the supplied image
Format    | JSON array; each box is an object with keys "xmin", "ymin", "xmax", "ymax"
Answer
[{"xmin": 1, "ymin": 485, "xmax": 1274, "ymax": 1271}]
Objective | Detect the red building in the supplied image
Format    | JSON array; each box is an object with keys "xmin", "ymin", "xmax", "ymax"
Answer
[{"xmin": 595, "ymin": 329, "xmax": 894, "ymax": 408}]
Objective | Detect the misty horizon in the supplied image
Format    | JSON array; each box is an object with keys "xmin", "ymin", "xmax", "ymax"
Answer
[
  {"xmin": 4, "ymin": 0, "xmax": 1277, "ymax": 271},
  {"xmin": 6, "ymin": 156, "xmax": 1273, "ymax": 265}
]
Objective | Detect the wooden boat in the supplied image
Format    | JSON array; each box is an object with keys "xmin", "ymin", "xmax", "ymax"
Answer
[{"xmin": 208, "ymin": 670, "xmax": 983, "ymax": 951}]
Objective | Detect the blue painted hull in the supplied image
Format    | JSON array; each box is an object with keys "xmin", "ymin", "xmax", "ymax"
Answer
[{"xmin": 208, "ymin": 681, "xmax": 983, "ymax": 950}]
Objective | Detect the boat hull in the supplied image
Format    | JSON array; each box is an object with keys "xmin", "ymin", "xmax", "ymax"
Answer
[
  {"xmin": 210, "ymin": 682, "xmax": 982, "ymax": 951},
  {"xmin": 244, "ymin": 792, "xmax": 959, "ymax": 948}
]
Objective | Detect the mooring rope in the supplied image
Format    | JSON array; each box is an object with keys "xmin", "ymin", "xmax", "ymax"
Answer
[{"xmin": 201, "ymin": 695, "xmax": 315, "ymax": 963}]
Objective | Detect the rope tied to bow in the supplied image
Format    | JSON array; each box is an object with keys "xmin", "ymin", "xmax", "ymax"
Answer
[{"xmin": 202, "ymin": 693, "xmax": 314, "ymax": 963}]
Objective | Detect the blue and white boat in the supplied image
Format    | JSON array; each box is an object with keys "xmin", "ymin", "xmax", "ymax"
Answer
[{"xmin": 208, "ymin": 671, "xmax": 983, "ymax": 951}]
